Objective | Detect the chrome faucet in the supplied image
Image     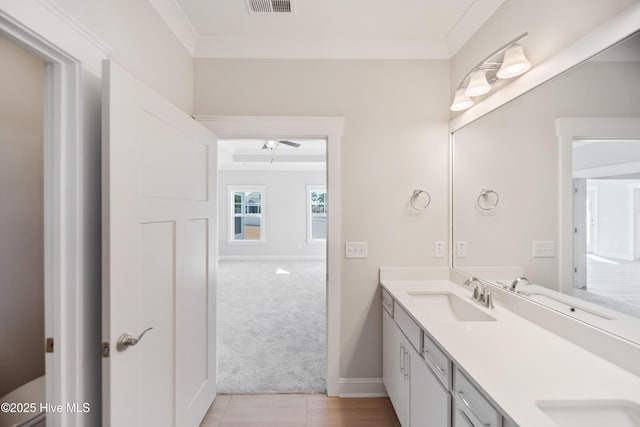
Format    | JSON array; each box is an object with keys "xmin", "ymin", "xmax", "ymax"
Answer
[
  {"xmin": 510, "ymin": 276, "xmax": 531, "ymax": 292},
  {"xmin": 464, "ymin": 277, "xmax": 495, "ymax": 309},
  {"xmin": 463, "ymin": 276, "xmax": 480, "ymax": 287},
  {"xmin": 472, "ymin": 283, "xmax": 494, "ymax": 309}
]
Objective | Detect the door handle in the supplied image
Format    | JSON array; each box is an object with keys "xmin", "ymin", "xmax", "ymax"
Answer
[{"xmin": 117, "ymin": 327, "xmax": 153, "ymax": 351}]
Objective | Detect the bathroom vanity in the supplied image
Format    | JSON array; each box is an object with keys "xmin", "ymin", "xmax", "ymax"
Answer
[{"xmin": 380, "ymin": 267, "xmax": 640, "ymax": 427}]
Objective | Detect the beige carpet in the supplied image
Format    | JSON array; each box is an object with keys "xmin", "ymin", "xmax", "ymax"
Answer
[{"xmin": 217, "ymin": 260, "xmax": 326, "ymax": 394}]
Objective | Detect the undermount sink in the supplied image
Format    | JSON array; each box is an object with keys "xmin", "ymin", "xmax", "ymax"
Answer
[
  {"xmin": 406, "ymin": 292, "xmax": 496, "ymax": 322},
  {"xmin": 536, "ymin": 400, "xmax": 640, "ymax": 427}
]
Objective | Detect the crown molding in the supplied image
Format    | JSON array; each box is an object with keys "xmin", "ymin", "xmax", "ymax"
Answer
[
  {"xmin": 148, "ymin": 0, "xmax": 199, "ymax": 55},
  {"xmin": 193, "ymin": 36, "xmax": 450, "ymax": 59},
  {"xmin": 1, "ymin": 0, "xmax": 111, "ymax": 75},
  {"xmin": 445, "ymin": 0, "xmax": 505, "ymax": 57}
]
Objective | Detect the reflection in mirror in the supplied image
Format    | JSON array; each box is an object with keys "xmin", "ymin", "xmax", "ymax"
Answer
[{"xmin": 452, "ymin": 31, "xmax": 640, "ymax": 344}]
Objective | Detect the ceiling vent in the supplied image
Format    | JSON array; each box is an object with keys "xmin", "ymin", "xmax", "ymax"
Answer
[{"xmin": 246, "ymin": 0, "xmax": 294, "ymax": 14}]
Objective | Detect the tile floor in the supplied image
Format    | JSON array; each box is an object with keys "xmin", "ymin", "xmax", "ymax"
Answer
[{"xmin": 199, "ymin": 394, "xmax": 401, "ymax": 427}]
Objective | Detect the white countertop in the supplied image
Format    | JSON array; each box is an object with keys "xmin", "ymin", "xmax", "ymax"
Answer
[{"xmin": 380, "ymin": 278, "xmax": 640, "ymax": 427}]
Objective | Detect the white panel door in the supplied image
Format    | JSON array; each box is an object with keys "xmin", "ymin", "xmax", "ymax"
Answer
[{"xmin": 102, "ymin": 60, "xmax": 217, "ymax": 427}]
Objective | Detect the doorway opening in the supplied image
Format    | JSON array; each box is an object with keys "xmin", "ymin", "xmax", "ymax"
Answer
[
  {"xmin": 572, "ymin": 138, "xmax": 640, "ymax": 319},
  {"xmin": 216, "ymin": 137, "xmax": 327, "ymax": 393},
  {"xmin": 0, "ymin": 34, "xmax": 47, "ymax": 427}
]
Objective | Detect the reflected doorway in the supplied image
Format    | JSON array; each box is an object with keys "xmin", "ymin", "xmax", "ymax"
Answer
[{"xmin": 572, "ymin": 138, "xmax": 640, "ymax": 319}]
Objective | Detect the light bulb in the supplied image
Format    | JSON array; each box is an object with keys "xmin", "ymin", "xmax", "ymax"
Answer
[
  {"xmin": 450, "ymin": 88, "xmax": 474, "ymax": 111},
  {"xmin": 497, "ymin": 44, "xmax": 531, "ymax": 79},
  {"xmin": 465, "ymin": 69, "xmax": 491, "ymax": 97}
]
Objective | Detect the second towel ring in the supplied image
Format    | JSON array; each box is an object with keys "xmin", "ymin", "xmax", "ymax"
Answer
[
  {"xmin": 410, "ymin": 189, "xmax": 431, "ymax": 211},
  {"xmin": 477, "ymin": 189, "xmax": 499, "ymax": 211}
]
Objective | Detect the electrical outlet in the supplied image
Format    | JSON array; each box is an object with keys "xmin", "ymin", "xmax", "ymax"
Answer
[
  {"xmin": 456, "ymin": 241, "xmax": 468, "ymax": 258},
  {"xmin": 434, "ymin": 241, "xmax": 444, "ymax": 258},
  {"xmin": 345, "ymin": 242, "xmax": 368, "ymax": 258},
  {"xmin": 533, "ymin": 241, "xmax": 555, "ymax": 258}
]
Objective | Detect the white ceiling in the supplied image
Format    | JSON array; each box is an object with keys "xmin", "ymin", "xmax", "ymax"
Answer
[
  {"xmin": 218, "ymin": 138, "xmax": 327, "ymax": 171},
  {"xmin": 149, "ymin": 0, "xmax": 505, "ymax": 59}
]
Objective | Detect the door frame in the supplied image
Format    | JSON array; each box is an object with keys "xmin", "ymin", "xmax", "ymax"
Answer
[
  {"xmin": 628, "ymin": 184, "xmax": 640, "ymax": 260},
  {"xmin": 586, "ymin": 185, "xmax": 599, "ymax": 254},
  {"xmin": 195, "ymin": 115, "xmax": 344, "ymax": 396},
  {"xmin": 1, "ymin": 4, "xmax": 108, "ymax": 426}
]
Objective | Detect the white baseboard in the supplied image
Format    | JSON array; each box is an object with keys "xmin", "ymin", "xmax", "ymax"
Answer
[
  {"xmin": 338, "ymin": 378, "xmax": 387, "ymax": 398},
  {"xmin": 218, "ymin": 255, "xmax": 326, "ymax": 261}
]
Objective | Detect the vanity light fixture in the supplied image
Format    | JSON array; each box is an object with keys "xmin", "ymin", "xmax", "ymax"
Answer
[
  {"xmin": 450, "ymin": 89, "xmax": 474, "ymax": 112},
  {"xmin": 497, "ymin": 44, "xmax": 531, "ymax": 79},
  {"xmin": 450, "ymin": 33, "xmax": 531, "ymax": 112},
  {"xmin": 465, "ymin": 69, "xmax": 491, "ymax": 97}
]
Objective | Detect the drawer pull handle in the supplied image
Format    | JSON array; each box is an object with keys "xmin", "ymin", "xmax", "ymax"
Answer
[
  {"xmin": 404, "ymin": 349, "xmax": 409, "ymax": 380},
  {"xmin": 457, "ymin": 390, "xmax": 491, "ymax": 427},
  {"xmin": 423, "ymin": 349, "xmax": 446, "ymax": 375}
]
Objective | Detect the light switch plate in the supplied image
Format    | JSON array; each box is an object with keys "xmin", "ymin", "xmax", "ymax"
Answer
[
  {"xmin": 533, "ymin": 241, "xmax": 555, "ymax": 258},
  {"xmin": 345, "ymin": 242, "xmax": 368, "ymax": 258},
  {"xmin": 456, "ymin": 241, "xmax": 468, "ymax": 258}
]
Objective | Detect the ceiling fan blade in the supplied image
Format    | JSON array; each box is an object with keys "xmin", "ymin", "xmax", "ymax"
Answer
[{"xmin": 278, "ymin": 140, "xmax": 301, "ymax": 148}]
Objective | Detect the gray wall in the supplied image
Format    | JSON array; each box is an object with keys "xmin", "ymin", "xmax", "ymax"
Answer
[
  {"xmin": 195, "ymin": 59, "xmax": 451, "ymax": 380},
  {"xmin": 219, "ymin": 170, "xmax": 326, "ymax": 258},
  {"xmin": 0, "ymin": 36, "xmax": 45, "ymax": 398}
]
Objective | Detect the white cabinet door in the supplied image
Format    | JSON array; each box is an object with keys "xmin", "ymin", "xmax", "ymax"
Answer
[
  {"xmin": 383, "ymin": 310, "xmax": 409, "ymax": 426},
  {"xmin": 102, "ymin": 60, "xmax": 217, "ymax": 427},
  {"xmin": 410, "ymin": 349, "xmax": 450, "ymax": 427}
]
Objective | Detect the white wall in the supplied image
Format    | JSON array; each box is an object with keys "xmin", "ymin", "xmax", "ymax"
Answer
[
  {"xmin": 218, "ymin": 170, "xmax": 326, "ymax": 258},
  {"xmin": 453, "ymin": 59, "xmax": 640, "ymax": 289},
  {"xmin": 450, "ymin": 0, "xmax": 637, "ymax": 107},
  {"xmin": 54, "ymin": 0, "xmax": 193, "ymax": 113},
  {"xmin": 589, "ymin": 179, "xmax": 640, "ymax": 260},
  {"xmin": 194, "ymin": 59, "xmax": 450, "ymax": 380},
  {"xmin": 0, "ymin": 36, "xmax": 45, "ymax": 398}
]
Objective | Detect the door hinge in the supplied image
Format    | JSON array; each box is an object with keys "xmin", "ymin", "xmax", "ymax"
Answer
[
  {"xmin": 574, "ymin": 267, "xmax": 578, "ymax": 273},
  {"xmin": 574, "ymin": 227, "xmax": 578, "ymax": 233},
  {"xmin": 574, "ymin": 187, "xmax": 578, "ymax": 194},
  {"xmin": 46, "ymin": 338, "xmax": 54, "ymax": 353},
  {"xmin": 102, "ymin": 342, "xmax": 110, "ymax": 358}
]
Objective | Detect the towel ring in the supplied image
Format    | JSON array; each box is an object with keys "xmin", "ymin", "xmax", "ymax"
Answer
[
  {"xmin": 410, "ymin": 189, "xmax": 431, "ymax": 211},
  {"xmin": 477, "ymin": 189, "xmax": 499, "ymax": 211}
]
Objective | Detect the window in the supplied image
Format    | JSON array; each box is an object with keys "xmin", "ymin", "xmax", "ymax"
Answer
[
  {"xmin": 228, "ymin": 186, "xmax": 265, "ymax": 243},
  {"xmin": 307, "ymin": 185, "xmax": 327, "ymax": 243}
]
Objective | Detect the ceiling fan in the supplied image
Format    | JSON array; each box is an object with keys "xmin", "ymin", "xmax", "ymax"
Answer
[{"xmin": 262, "ymin": 139, "xmax": 301, "ymax": 150}]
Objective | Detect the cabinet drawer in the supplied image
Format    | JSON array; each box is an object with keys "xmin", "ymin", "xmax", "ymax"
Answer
[
  {"xmin": 381, "ymin": 288, "xmax": 394, "ymax": 316},
  {"xmin": 422, "ymin": 332, "xmax": 451, "ymax": 390},
  {"xmin": 453, "ymin": 368, "xmax": 500, "ymax": 427},
  {"xmin": 394, "ymin": 303, "xmax": 421, "ymax": 351}
]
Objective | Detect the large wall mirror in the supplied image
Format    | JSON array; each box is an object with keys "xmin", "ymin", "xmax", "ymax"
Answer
[{"xmin": 452, "ymin": 27, "xmax": 640, "ymax": 344}]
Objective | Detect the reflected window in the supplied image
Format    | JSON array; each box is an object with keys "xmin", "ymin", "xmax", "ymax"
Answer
[
  {"xmin": 228, "ymin": 186, "xmax": 265, "ymax": 242},
  {"xmin": 307, "ymin": 185, "xmax": 327, "ymax": 242}
]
